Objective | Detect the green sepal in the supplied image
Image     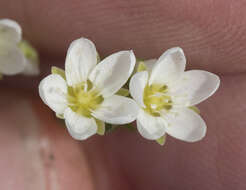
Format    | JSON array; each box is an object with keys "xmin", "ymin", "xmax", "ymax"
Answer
[
  {"xmin": 156, "ymin": 135, "xmax": 166, "ymax": 146},
  {"xmin": 189, "ymin": 106, "xmax": 200, "ymax": 114},
  {"xmin": 137, "ymin": 62, "xmax": 147, "ymax": 72},
  {"xmin": 96, "ymin": 120, "xmax": 105, "ymax": 135},
  {"xmin": 18, "ymin": 40, "xmax": 39, "ymax": 64},
  {"xmin": 116, "ymin": 88, "xmax": 130, "ymax": 97},
  {"xmin": 56, "ymin": 113, "xmax": 64, "ymax": 119},
  {"xmin": 51, "ymin": 66, "xmax": 66, "ymax": 80}
]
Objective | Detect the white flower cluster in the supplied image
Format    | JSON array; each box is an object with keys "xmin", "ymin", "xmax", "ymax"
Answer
[
  {"xmin": 39, "ymin": 37, "xmax": 220, "ymax": 144},
  {"xmin": 0, "ymin": 19, "xmax": 39, "ymax": 78}
]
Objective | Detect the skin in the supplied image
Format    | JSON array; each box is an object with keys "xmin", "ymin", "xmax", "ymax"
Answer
[{"xmin": 0, "ymin": 0, "xmax": 245, "ymax": 189}]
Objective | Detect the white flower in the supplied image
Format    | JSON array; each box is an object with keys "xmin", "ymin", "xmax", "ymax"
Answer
[
  {"xmin": 0, "ymin": 19, "xmax": 25, "ymax": 76},
  {"xmin": 130, "ymin": 47, "xmax": 220, "ymax": 142},
  {"xmin": 39, "ymin": 38, "xmax": 139, "ymax": 140}
]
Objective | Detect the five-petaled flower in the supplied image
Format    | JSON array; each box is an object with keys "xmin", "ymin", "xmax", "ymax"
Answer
[
  {"xmin": 130, "ymin": 47, "xmax": 220, "ymax": 142},
  {"xmin": 39, "ymin": 38, "xmax": 139, "ymax": 140}
]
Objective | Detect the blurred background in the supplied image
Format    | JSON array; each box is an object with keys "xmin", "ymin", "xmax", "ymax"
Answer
[{"xmin": 0, "ymin": 0, "xmax": 246, "ymax": 189}]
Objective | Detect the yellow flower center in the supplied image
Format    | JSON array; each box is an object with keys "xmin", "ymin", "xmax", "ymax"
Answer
[
  {"xmin": 143, "ymin": 84, "xmax": 173, "ymax": 117},
  {"xmin": 67, "ymin": 80, "xmax": 103, "ymax": 118}
]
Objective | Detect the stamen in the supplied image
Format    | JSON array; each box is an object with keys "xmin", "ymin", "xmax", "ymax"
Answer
[
  {"xmin": 143, "ymin": 84, "xmax": 173, "ymax": 117},
  {"xmin": 67, "ymin": 80, "xmax": 103, "ymax": 118}
]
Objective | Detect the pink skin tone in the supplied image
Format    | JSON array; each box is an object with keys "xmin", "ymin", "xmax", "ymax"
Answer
[{"xmin": 0, "ymin": 0, "xmax": 245, "ymax": 189}]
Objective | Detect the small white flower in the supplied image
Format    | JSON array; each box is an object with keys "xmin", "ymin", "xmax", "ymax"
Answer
[
  {"xmin": 39, "ymin": 38, "xmax": 139, "ymax": 140},
  {"xmin": 130, "ymin": 47, "xmax": 220, "ymax": 142},
  {"xmin": 0, "ymin": 19, "xmax": 26, "ymax": 76}
]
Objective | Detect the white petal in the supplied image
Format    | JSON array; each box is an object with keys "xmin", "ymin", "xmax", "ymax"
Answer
[
  {"xmin": 39, "ymin": 74, "xmax": 68, "ymax": 115},
  {"xmin": 65, "ymin": 38, "xmax": 97, "ymax": 86},
  {"xmin": 92, "ymin": 95, "xmax": 139, "ymax": 125},
  {"xmin": 64, "ymin": 108, "xmax": 97, "ymax": 140},
  {"xmin": 144, "ymin": 59, "xmax": 157, "ymax": 73},
  {"xmin": 0, "ymin": 19, "xmax": 22, "ymax": 44},
  {"xmin": 170, "ymin": 70, "xmax": 220, "ymax": 106},
  {"xmin": 89, "ymin": 50, "xmax": 136, "ymax": 97},
  {"xmin": 149, "ymin": 47, "xmax": 186, "ymax": 85},
  {"xmin": 137, "ymin": 109, "xmax": 166, "ymax": 140},
  {"xmin": 129, "ymin": 71, "xmax": 148, "ymax": 107},
  {"xmin": 0, "ymin": 43, "xmax": 25, "ymax": 75},
  {"xmin": 164, "ymin": 107, "xmax": 207, "ymax": 142}
]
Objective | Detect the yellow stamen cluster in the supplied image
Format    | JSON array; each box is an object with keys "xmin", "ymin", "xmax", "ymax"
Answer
[
  {"xmin": 143, "ymin": 84, "xmax": 172, "ymax": 117},
  {"xmin": 67, "ymin": 80, "xmax": 103, "ymax": 118}
]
